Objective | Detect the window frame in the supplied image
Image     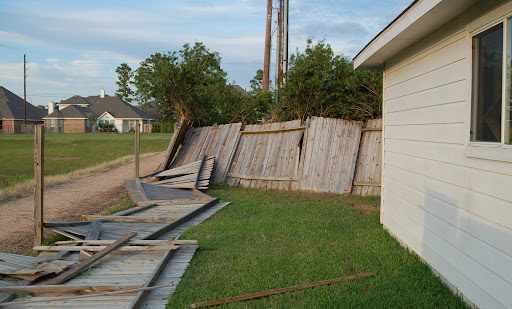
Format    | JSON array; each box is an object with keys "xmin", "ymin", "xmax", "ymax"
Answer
[{"xmin": 466, "ymin": 11, "xmax": 512, "ymax": 163}]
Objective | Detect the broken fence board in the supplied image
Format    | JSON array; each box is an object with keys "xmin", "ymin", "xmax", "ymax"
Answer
[
  {"xmin": 190, "ymin": 272, "xmax": 377, "ymax": 308},
  {"xmin": 45, "ymin": 232, "xmax": 137, "ymax": 285}
]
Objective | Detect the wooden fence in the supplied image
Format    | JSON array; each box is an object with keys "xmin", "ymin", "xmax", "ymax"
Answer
[
  {"xmin": 352, "ymin": 119, "xmax": 382, "ymax": 196},
  {"xmin": 171, "ymin": 123, "xmax": 242, "ymax": 183},
  {"xmin": 160, "ymin": 117, "xmax": 382, "ymax": 196},
  {"xmin": 226, "ymin": 120, "xmax": 304, "ymax": 190},
  {"xmin": 299, "ymin": 117, "xmax": 363, "ymax": 194}
]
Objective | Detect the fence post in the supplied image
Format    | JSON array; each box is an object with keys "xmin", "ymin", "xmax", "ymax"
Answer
[
  {"xmin": 34, "ymin": 125, "xmax": 44, "ymax": 246},
  {"xmin": 135, "ymin": 123, "xmax": 140, "ymax": 178}
]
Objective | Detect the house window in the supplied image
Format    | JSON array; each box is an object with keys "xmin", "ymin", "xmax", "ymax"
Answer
[
  {"xmin": 58, "ymin": 119, "xmax": 63, "ymax": 132},
  {"xmin": 472, "ymin": 20, "xmax": 511, "ymax": 144},
  {"xmin": 50, "ymin": 119, "xmax": 55, "ymax": 132},
  {"xmin": 0, "ymin": 120, "xmax": 3, "ymax": 131}
]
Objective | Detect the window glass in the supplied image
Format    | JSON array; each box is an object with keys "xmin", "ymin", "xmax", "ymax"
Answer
[
  {"xmin": 58, "ymin": 119, "xmax": 63, "ymax": 131},
  {"xmin": 472, "ymin": 23, "xmax": 503, "ymax": 142},
  {"xmin": 50, "ymin": 119, "xmax": 55, "ymax": 131},
  {"xmin": 0, "ymin": 120, "xmax": 3, "ymax": 130},
  {"xmin": 507, "ymin": 18, "xmax": 512, "ymax": 144}
]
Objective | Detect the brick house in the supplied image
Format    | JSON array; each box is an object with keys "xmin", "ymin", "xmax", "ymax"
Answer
[
  {"xmin": 44, "ymin": 90, "xmax": 154, "ymax": 133},
  {"xmin": 0, "ymin": 86, "xmax": 44, "ymax": 133}
]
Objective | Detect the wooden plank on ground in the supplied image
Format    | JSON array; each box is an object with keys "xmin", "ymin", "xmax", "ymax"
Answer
[
  {"xmin": 81, "ymin": 215, "xmax": 178, "ymax": 224},
  {"xmin": 0, "ymin": 285, "xmax": 142, "ymax": 297},
  {"xmin": 34, "ymin": 245, "xmax": 179, "ymax": 252},
  {"xmin": 189, "ymin": 272, "xmax": 377, "ymax": 308},
  {"xmin": 127, "ymin": 250, "xmax": 175, "ymax": 309},
  {"xmin": 45, "ymin": 232, "xmax": 137, "ymax": 285}
]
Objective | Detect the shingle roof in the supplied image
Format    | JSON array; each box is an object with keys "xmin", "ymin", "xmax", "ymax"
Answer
[
  {"xmin": 0, "ymin": 86, "xmax": 45, "ymax": 120},
  {"xmin": 50, "ymin": 95, "xmax": 154, "ymax": 120},
  {"xmin": 44, "ymin": 105, "xmax": 93, "ymax": 119},
  {"xmin": 86, "ymin": 96, "xmax": 154, "ymax": 119},
  {"xmin": 58, "ymin": 95, "xmax": 90, "ymax": 106}
]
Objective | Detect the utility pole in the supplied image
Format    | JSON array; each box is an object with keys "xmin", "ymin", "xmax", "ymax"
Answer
[
  {"xmin": 275, "ymin": 0, "xmax": 289, "ymax": 91},
  {"xmin": 262, "ymin": 0, "xmax": 272, "ymax": 92},
  {"xmin": 282, "ymin": 0, "xmax": 289, "ymax": 81},
  {"xmin": 24, "ymin": 54, "xmax": 27, "ymax": 126},
  {"xmin": 275, "ymin": 5, "xmax": 282, "ymax": 91}
]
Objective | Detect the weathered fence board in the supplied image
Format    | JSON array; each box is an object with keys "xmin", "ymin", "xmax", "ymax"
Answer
[
  {"xmin": 299, "ymin": 117, "xmax": 363, "ymax": 194},
  {"xmin": 171, "ymin": 123, "xmax": 241, "ymax": 183},
  {"xmin": 226, "ymin": 120, "xmax": 304, "ymax": 190},
  {"xmin": 352, "ymin": 118, "xmax": 382, "ymax": 196}
]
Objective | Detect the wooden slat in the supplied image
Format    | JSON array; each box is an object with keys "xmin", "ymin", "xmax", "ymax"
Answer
[
  {"xmin": 34, "ymin": 125, "xmax": 44, "ymax": 246},
  {"xmin": 34, "ymin": 245, "xmax": 179, "ymax": 252},
  {"xmin": 135, "ymin": 123, "xmax": 140, "ymax": 178},
  {"xmin": 157, "ymin": 120, "xmax": 191, "ymax": 171},
  {"xmin": 81, "ymin": 215, "xmax": 178, "ymax": 224},
  {"xmin": 352, "ymin": 181, "xmax": 381, "ymax": 187},
  {"xmin": 227, "ymin": 174, "xmax": 300, "ymax": 182},
  {"xmin": 134, "ymin": 198, "xmax": 213, "ymax": 207},
  {"xmin": 143, "ymin": 198, "xmax": 219, "ymax": 240},
  {"xmin": 81, "ymin": 221, "xmax": 102, "ymax": 258},
  {"xmin": 241, "ymin": 126, "xmax": 306, "ymax": 134},
  {"xmin": 53, "ymin": 240, "xmax": 197, "ymax": 245},
  {"xmin": 45, "ymin": 232, "xmax": 137, "ymax": 285},
  {"xmin": 135, "ymin": 178, "xmax": 149, "ymax": 201},
  {"xmin": 0, "ymin": 285, "xmax": 142, "ymax": 297},
  {"xmin": 127, "ymin": 250, "xmax": 175, "ymax": 309},
  {"xmin": 190, "ymin": 272, "xmax": 377, "ymax": 308}
]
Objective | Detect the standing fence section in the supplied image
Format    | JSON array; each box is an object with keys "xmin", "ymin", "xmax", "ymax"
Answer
[
  {"xmin": 226, "ymin": 120, "xmax": 305, "ymax": 190},
  {"xmin": 298, "ymin": 117, "xmax": 363, "ymax": 194},
  {"xmin": 352, "ymin": 119, "xmax": 382, "ymax": 196},
  {"xmin": 171, "ymin": 123, "xmax": 242, "ymax": 183}
]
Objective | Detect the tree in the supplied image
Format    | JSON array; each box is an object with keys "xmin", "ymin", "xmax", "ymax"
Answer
[
  {"xmin": 279, "ymin": 39, "xmax": 382, "ymax": 121},
  {"xmin": 115, "ymin": 63, "xmax": 134, "ymax": 103},
  {"xmin": 130, "ymin": 42, "xmax": 228, "ymax": 125}
]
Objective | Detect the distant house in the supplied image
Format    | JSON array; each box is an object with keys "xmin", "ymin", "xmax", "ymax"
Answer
[
  {"xmin": 354, "ymin": 1, "xmax": 512, "ymax": 309},
  {"xmin": 44, "ymin": 90, "xmax": 154, "ymax": 133},
  {"xmin": 0, "ymin": 86, "xmax": 44, "ymax": 133}
]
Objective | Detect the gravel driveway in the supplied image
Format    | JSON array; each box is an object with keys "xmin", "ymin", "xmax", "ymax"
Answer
[{"xmin": 0, "ymin": 152, "xmax": 165, "ymax": 254}]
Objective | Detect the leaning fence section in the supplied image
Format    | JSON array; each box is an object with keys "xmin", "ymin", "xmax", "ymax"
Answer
[
  {"xmin": 299, "ymin": 117, "xmax": 363, "ymax": 194},
  {"xmin": 160, "ymin": 117, "xmax": 382, "ymax": 196},
  {"xmin": 171, "ymin": 122, "xmax": 242, "ymax": 183},
  {"xmin": 352, "ymin": 118, "xmax": 382, "ymax": 196},
  {"xmin": 226, "ymin": 120, "xmax": 304, "ymax": 190}
]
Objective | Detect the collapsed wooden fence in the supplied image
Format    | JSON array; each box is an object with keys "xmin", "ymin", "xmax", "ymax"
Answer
[{"xmin": 164, "ymin": 117, "xmax": 382, "ymax": 196}]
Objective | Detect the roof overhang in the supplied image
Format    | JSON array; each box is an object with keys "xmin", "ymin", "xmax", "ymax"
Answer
[{"xmin": 353, "ymin": 0, "xmax": 479, "ymax": 70}]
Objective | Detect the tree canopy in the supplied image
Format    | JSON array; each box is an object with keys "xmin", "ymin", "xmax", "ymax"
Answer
[
  {"xmin": 115, "ymin": 40, "xmax": 382, "ymax": 127},
  {"xmin": 278, "ymin": 39, "xmax": 382, "ymax": 121}
]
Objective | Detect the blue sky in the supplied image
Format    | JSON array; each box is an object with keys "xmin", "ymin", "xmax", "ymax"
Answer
[{"xmin": 0, "ymin": 0, "xmax": 411, "ymax": 106}]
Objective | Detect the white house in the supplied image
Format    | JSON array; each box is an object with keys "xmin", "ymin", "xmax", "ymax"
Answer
[{"xmin": 354, "ymin": 1, "xmax": 512, "ymax": 308}]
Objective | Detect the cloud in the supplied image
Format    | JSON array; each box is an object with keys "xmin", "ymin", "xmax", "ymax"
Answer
[
  {"xmin": 0, "ymin": 0, "xmax": 412, "ymax": 106},
  {"xmin": 294, "ymin": 20, "xmax": 369, "ymax": 40}
]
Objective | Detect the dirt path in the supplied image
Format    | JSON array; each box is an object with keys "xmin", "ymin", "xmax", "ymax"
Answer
[{"xmin": 0, "ymin": 152, "xmax": 165, "ymax": 254}]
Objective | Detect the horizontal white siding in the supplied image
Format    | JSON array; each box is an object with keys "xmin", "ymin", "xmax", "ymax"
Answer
[{"xmin": 382, "ymin": 10, "xmax": 512, "ymax": 309}]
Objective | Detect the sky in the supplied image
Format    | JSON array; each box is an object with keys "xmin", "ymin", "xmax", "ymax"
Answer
[{"xmin": 0, "ymin": 0, "xmax": 411, "ymax": 107}]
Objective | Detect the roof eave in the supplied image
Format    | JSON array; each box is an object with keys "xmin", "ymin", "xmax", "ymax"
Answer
[{"xmin": 353, "ymin": 0, "xmax": 479, "ymax": 70}]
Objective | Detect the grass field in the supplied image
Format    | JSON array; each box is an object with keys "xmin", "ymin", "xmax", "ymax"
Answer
[
  {"xmin": 169, "ymin": 185, "xmax": 466, "ymax": 308},
  {"xmin": 0, "ymin": 133, "xmax": 172, "ymax": 189}
]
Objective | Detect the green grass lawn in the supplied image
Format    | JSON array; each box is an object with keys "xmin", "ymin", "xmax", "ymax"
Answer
[
  {"xmin": 0, "ymin": 133, "xmax": 172, "ymax": 189},
  {"xmin": 169, "ymin": 185, "xmax": 467, "ymax": 308}
]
